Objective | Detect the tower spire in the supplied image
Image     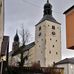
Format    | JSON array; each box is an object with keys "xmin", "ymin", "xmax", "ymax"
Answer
[
  {"xmin": 14, "ymin": 30, "xmax": 19, "ymax": 42},
  {"xmin": 44, "ymin": 0, "xmax": 52, "ymax": 16},
  {"xmin": 16, "ymin": 29, "xmax": 18, "ymax": 35},
  {"xmin": 47, "ymin": 0, "xmax": 49, "ymax": 3}
]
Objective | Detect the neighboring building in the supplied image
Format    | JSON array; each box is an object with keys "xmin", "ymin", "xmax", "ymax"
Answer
[
  {"xmin": 0, "ymin": 0, "xmax": 4, "ymax": 55},
  {"xmin": 12, "ymin": 32, "xmax": 19, "ymax": 51},
  {"xmin": 55, "ymin": 58, "xmax": 74, "ymax": 74},
  {"xmin": 10, "ymin": 0, "xmax": 61, "ymax": 67},
  {"xmin": 1, "ymin": 36, "xmax": 9, "ymax": 56},
  {"xmin": 64, "ymin": 5, "xmax": 74, "ymax": 49},
  {"xmin": 9, "ymin": 42, "xmax": 35, "ymax": 66},
  {"xmin": 9, "ymin": 32, "xmax": 35, "ymax": 66},
  {"xmin": 0, "ymin": 36, "xmax": 9, "ymax": 61}
]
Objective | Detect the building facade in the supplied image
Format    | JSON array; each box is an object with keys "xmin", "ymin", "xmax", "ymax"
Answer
[
  {"xmin": 0, "ymin": 0, "xmax": 4, "ymax": 55},
  {"xmin": 64, "ymin": 5, "xmax": 74, "ymax": 49}
]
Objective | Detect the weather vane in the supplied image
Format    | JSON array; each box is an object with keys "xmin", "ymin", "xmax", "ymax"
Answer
[{"xmin": 47, "ymin": 0, "xmax": 49, "ymax": 3}]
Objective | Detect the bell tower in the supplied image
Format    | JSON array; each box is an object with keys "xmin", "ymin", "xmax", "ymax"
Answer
[
  {"xmin": 35, "ymin": 0, "xmax": 61, "ymax": 67},
  {"xmin": 12, "ymin": 31, "xmax": 19, "ymax": 51}
]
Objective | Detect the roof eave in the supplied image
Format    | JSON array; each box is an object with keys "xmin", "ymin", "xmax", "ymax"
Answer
[
  {"xmin": 35, "ymin": 18, "xmax": 61, "ymax": 26},
  {"xmin": 63, "ymin": 5, "xmax": 74, "ymax": 14}
]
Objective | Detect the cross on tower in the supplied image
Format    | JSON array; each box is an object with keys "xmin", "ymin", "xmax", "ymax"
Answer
[{"xmin": 47, "ymin": 0, "xmax": 49, "ymax": 3}]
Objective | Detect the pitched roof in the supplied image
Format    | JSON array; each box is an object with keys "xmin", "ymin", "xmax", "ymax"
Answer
[
  {"xmin": 63, "ymin": 5, "xmax": 74, "ymax": 14},
  {"xmin": 36, "ymin": 15, "xmax": 60, "ymax": 26},
  {"xmin": 55, "ymin": 58, "xmax": 74, "ymax": 65},
  {"xmin": 9, "ymin": 42, "xmax": 35, "ymax": 56}
]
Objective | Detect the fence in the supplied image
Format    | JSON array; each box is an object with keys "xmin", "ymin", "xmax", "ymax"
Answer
[{"xmin": 2, "ymin": 66, "xmax": 64, "ymax": 74}]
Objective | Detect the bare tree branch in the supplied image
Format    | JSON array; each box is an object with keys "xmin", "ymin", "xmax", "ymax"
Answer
[
  {"xmin": 20, "ymin": 24, "xmax": 31, "ymax": 46},
  {"xmin": 18, "ymin": 24, "xmax": 31, "ymax": 67}
]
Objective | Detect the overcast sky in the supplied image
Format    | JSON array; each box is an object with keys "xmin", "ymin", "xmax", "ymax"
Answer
[{"xmin": 4, "ymin": 0, "xmax": 74, "ymax": 59}]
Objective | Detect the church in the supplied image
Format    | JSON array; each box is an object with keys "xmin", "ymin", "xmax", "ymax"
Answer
[{"xmin": 9, "ymin": 0, "xmax": 61, "ymax": 67}]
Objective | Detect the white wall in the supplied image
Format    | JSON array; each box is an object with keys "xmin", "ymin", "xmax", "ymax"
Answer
[
  {"xmin": 56, "ymin": 63, "xmax": 74, "ymax": 74},
  {"xmin": 45, "ymin": 20, "xmax": 61, "ymax": 66},
  {"xmin": 35, "ymin": 20, "xmax": 61, "ymax": 67},
  {"xmin": 35, "ymin": 21, "xmax": 46, "ymax": 67},
  {"xmin": 28, "ymin": 46, "xmax": 36, "ymax": 66}
]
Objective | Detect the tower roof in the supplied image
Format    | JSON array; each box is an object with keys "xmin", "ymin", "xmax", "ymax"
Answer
[
  {"xmin": 36, "ymin": 0, "xmax": 60, "ymax": 26},
  {"xmin": 14, "ymin": 31, "xmax": 19, "ymax": 42},
  {"xmin": 44, "ymin": 0, "xmax": 52, "ymax": 16}
]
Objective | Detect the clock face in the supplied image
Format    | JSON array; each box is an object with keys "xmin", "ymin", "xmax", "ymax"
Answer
[{"xmin": 52, "ymin": 31, "xmax": 56, "ymax": 35}]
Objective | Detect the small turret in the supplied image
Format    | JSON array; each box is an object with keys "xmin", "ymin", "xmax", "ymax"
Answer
[
  {"xmin": 12, "ymin": 31, "xmax": 19, "ymax": 51},
  {"xmin": 14, "ymin": 31, "xmax": 19, "ymax": 42},
  {"xmin": 44, "ymin": 0, "xmax": 52, "ymax": 16}
]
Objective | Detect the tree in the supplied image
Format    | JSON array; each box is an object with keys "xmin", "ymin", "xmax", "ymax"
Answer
[
  {"xmin": 19, "ymin": 24, "xmax": 31, "ymax": 67},
  {"xmin": 20, "ymin": 24, "xmax": 30, "ymax": 46}
]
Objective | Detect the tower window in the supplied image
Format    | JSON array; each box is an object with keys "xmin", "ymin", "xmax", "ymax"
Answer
[
  {"xmin": 39, "ymin": 26, "xmax": 41, "ymax": 31},
  {"xmin": 39, "ymin": 32, "xmax": 41, "ymax": 36},
  {"xmin": 52, "ymin": 26, "xmax": 55, "ymax": 30},
  {"xmin": 50, "ymin": 38, "xmax": 52, "ymax": 40},
  {"xmin": 53, "ymin": 45, "xmax": 54, "ymax": 47},
  {"xmin": 52, "ymin": 31, "xmax": 56, "ymax": 35},
  {"xmin": 49, "ymin": 51, "xmax": 51, "ymax": 54},
  {"xmin": 56, "ymin": 52, "xmax": 58, "ymax": 55},
  {"xmin": 39, "ymin": 45, "xmax": 40, "ymax": 47},
  {"xmin": 56, "ymin": 40, "xmax": 57, "ymax": 42}
]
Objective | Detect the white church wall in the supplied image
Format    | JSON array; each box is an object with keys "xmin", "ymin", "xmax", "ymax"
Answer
[
  {"xmin": 45, "ymin": 20, "xmax": 61, "ymax": 66},
  {"xmin": 35, "ymin": 21, "xmax": 46, "ymax": 67}
]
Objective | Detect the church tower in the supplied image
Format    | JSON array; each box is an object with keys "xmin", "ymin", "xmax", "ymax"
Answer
[
  {"xmin": 12, "ymin": 31, "xmax": 19, "ymax": 51},
  {"xmin": 35, "ymin": 0, "xmax": 61, "ymax": 67}
]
